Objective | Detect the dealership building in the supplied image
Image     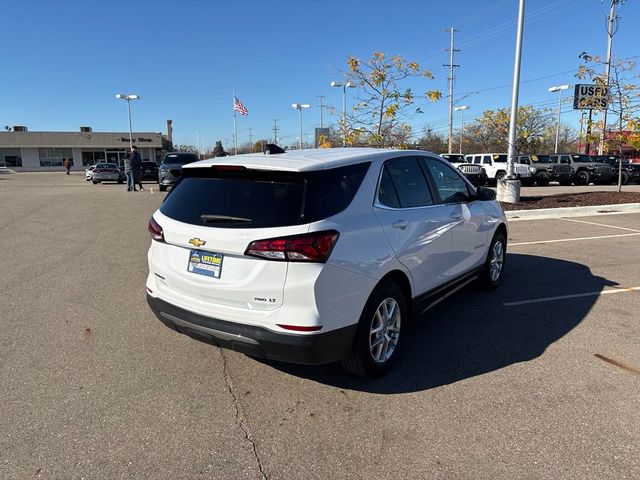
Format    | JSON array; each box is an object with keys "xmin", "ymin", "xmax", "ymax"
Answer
[{"xmin": 0, "ymin": 123, "xmax": 173, "ymax": 171}]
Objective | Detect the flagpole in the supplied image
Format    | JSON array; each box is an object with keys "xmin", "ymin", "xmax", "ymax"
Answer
[{"xmin": 233, "ymin": 111, "xmax": 238, "ymax": 155}]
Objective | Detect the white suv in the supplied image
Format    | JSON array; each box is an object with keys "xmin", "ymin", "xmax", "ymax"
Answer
[
  {"xmin": 146, "ymin": 148, "xmax": 508, "ymax": 377},
  {"xmin": 464, "ymin": 153, "xmax": 532, "ymax": 184}
]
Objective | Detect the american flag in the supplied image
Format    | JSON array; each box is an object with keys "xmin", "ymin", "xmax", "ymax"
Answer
[{"xmin": 233, "ymin": 96, "xmax": 248, "ymax": 116}]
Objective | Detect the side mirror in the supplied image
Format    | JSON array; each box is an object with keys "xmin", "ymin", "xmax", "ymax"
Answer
[{"xmin": 476, "ymin": 187, "xmax": 496, "ymax": 201}]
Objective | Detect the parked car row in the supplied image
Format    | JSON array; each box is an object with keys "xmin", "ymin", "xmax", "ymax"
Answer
[
  {"xmin": 441, "ymin": 152, "xmax": 640, "ymax": 186},
  {"xmin": 85, "ymin": 161, "xmax": 161, "ymax": 185}
]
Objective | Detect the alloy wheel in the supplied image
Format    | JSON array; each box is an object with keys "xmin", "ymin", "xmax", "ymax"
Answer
[
  {"xmin": 490, "ymin": 241, "xmax": 504, "ymax": 282},
  {"xmin": 369, "ymin": 298, "xmax": 401, "ymax": 364}
]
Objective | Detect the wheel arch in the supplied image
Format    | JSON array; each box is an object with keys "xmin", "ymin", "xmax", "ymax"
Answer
[{"xmin": 377, "ymin": 269, "xmax": 413, "ymax": 305}]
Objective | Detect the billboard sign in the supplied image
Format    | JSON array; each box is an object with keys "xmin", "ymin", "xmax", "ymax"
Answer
[
  {"xmin": 573, "ymin": 84, "xmax": 610, "ymax": 110},
  {"xmin": 315, "ymin": 127, "xmax": 330, "ymax": 148}
]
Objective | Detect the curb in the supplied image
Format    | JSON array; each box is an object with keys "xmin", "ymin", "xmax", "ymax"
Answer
[
  {"xmin": 0, "ymin": 167, "xmax": 15, "ymax": 174},
  {"xmin": 506, "ymin": 202, "xmax": 640, "ymax": 221}
]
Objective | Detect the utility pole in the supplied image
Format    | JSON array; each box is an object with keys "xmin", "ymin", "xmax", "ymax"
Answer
[
  {"xmin": 598, "ymin": 0, "xmax": 619, "ymax": 155},
  {"xmin": 578, "ymin": 111, "xmax": 587, "ymax": 152},
  {"xmin": 272, "ymin": 119, "xmax": 280, "ymax": 144},
  {"xmin": 444, "ymin": 27, "xmax": 460, "ymax": 154},
  {"xmin": 317, "ymin": 95, "xmax": 326, "ymax": 128},
  {"xmin": 248, "ymin": 128, "xmax": 253, "ymax": 153}
]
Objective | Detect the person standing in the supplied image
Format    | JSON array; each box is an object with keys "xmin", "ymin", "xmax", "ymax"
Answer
[
  {"xmin": 63, "ymin": 158, "xmax": 71, "ymax": 175},
  {"xmin": 124, "ymin": 149, "xmax": 135, "ymax": 192},
  {"xmin": 131, "ymin": 146, "xmax": 142, "ymax": 191}
]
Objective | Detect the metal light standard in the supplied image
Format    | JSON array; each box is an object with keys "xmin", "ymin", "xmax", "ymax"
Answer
[
  {"xmin": 330, "ymin": 81, "xmax": 356, "ymax": 147},
  {"xmin": 291, "ymin": 103, "xmax": 310, "ymax": 150},
  {"xmin": 500, "ymin": 0, "xmax": 526, "ymax": 204},
  {"xmin": 115, "ymin": 94, "xmax": 140, "ymax": 150},
  {"xmin": 453, "ymin": 105, "xmax": 470, "ymax": 154},
  {"xmin": 548, "ymin": 85, "xmax": 569, "ymax": 154}
]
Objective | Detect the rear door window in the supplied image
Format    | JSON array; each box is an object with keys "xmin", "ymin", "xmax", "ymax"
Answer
[
  {"xmin": 160, "ymin": 162, "xmax": 370, "ymax": 228},
  {"xmin": 380, "ymin": 157, "xmax": 433, "ymax": 208}
]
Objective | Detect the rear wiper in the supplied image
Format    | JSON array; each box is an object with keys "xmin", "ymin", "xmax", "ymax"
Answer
[{"xmin": 201, "ymin": 214, "xmax": 252, "ymax": 223}]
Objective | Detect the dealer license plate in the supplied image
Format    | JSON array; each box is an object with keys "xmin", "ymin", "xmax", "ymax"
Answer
[{"xmin": 187, "ymin": 250, "xmax": 223, "ymax": 279}]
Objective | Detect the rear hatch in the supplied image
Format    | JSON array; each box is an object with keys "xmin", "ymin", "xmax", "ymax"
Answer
[{"xmin": 149, "ymin": 163, "xmax": 369, "ymax": 314}]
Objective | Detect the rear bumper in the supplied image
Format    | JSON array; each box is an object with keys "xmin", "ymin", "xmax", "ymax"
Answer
[
  {"xmin": 147, "ymin": 294, "xmax": 357, "ymax": 365},
  {"xmin": 92, "ymin": 173, "xmax": 119, "ymax": 181}
]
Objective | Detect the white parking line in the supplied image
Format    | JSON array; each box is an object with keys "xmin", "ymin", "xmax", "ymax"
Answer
[
  {"xmin": 560, "ymin": 217, "xmax": 640, "ymax": 233},
  {"xmin": 503, "ymin": 287, "xmax": 640, "ymax": 307},
  {"xmin": 510, "ymin": 232, "xmax": 640, "ymax": 246}
]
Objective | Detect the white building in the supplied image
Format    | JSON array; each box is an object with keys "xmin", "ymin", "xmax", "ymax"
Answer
[{"xmin": 0, "ymin": 126, "xmax": 172, "ymax": 171}]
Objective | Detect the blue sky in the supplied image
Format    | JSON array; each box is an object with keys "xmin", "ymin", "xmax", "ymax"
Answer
[{"xmin": 2, "ymin": 0, "xmax": 637, "ymax": 150}]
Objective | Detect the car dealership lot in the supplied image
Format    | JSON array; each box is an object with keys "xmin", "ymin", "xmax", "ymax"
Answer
[{"xmin": 1, "ymin": 173, "xmax": 639, "ymax": 480}]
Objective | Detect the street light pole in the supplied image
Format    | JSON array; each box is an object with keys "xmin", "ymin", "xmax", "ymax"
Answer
[
  {"xmin": 291, "ymin": 103, "xmax": 310, "ymax": 150},
  {"xmin": 499, "ymin": 0, "xmax": 526, "ymax": 204},
  {"xmin": 115, "ymin": 94, "xmax": 140, "ymax": 151},
  {"xmin": 454, "ymin": 105, "xmax": 470, "ymax": 154},
  {"xmin": 548, "ymin": 85, "xmax": 570, "ymax": 154},
  {"xmin": 331, "ymin": 81, "xmax": 356, "ymax": 147}
]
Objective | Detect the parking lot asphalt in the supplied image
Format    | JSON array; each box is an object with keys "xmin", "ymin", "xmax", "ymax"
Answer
[{"xmin": 1, "ymin": 173, "xmax": 639, "ymax": 480}]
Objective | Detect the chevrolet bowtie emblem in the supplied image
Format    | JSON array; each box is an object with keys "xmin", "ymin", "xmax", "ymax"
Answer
[{"xmin": 189, "ymin": 238, "xmax": 206, "ymax": 247}]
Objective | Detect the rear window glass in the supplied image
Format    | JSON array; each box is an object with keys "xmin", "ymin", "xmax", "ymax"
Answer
[{"xmin": 160, "ymin": 162, "xmax": 370, "ymax": 228}]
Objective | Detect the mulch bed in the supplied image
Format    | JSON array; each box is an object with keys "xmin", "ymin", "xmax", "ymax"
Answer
[{"xmin": 500, "ymin": 191, "xmax": 640, "ymax": 211}]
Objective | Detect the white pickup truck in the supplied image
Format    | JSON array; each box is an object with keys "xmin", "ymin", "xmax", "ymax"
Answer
[{"xmin": 464, "ymin": 153, "xmax": 532, "ymax": 185}]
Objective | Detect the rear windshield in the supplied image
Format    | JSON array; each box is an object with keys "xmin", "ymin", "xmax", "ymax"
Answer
[
  {"xmin": 162, "ymin": 154, "xmax": 198, "ymax": 165},
  {"xmin": 160, "ymin": 162, "xmax": 370, "ymax": 228}
]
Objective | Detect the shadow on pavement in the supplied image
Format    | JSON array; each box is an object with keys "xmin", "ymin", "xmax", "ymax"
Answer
[{"xmin": 263, "ymin": 253, "xmax": 616, "ymax": 394}]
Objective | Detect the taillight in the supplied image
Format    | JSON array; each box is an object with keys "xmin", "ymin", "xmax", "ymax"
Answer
[
  {"xmin": 148, "ymin": 216, "xmax": 165, "ymax": 242},
  {"xmin": 245, "ymin": 230, "xmax": 339, "ymax": 262}
]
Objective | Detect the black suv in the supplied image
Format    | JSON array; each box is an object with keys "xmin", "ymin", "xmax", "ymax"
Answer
[
  {"xmin": 548, "ymin": 154, "xmax": 614, "ymax": 186},
  {"xmin": 158, "ymin": 152, "xmax": 199, "ymax": 191},
  {"xmin": 516, "ymin": 154, "xmax": 573, "ymax": 186},
  {"xmin": 591, "ymin": 155, "xmax": 640, "ymax": 185}
]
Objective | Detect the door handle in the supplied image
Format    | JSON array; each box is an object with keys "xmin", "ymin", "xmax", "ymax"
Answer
[{"xmin": 392, "ymin": 220, "xmax": 409, "ymax": 229}]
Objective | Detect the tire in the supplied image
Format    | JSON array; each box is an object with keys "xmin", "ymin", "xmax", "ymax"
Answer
[
  {"xmin": 341, "ymin": 281, "xmax": 406, "ymax": 378},
  {"xmin": 537, "ymin": 172, "xmax": 550, "ymax": 186},
  {"xmin": 92, "ymin": 180, "xmax": 99, "ymax": 184},
  {"xmin": 495, "ymin": 171, "xmax": 506, "ymax": 182},
  {"xmin": 159, "ymin": 184, "xmax": 167, "ymax": 192},
  {"xmin": 481, "ymin": 231, "xmax": 506, "ymax": 289},
  {"xmin": 575, "ymin": 170, "xmax": 591, "ymax": 186}
]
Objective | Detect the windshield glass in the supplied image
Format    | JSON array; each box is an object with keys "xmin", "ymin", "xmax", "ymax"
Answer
[
  {"xmin": 442, "ymin": 154, "xmax": 465, "ymax": 163},
  {"xmin": 571, "ymin": 155, "xmax": 594, "ymax": 162},
  {"xmin": 530, "ymin": 155, "xmax": 552, "ymax": 163},
  {"xmin": 96, "ymin": 163, "xmax": 117, "ymax": 168},
  {"xmin": 162, "ymin": 154, "xmax": 197, "ymax": 165}
]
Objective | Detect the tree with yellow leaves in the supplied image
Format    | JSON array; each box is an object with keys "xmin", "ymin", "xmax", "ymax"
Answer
[{"xmin": 340, "ymin": 52, "xmax": 441, "ymax": 147}]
